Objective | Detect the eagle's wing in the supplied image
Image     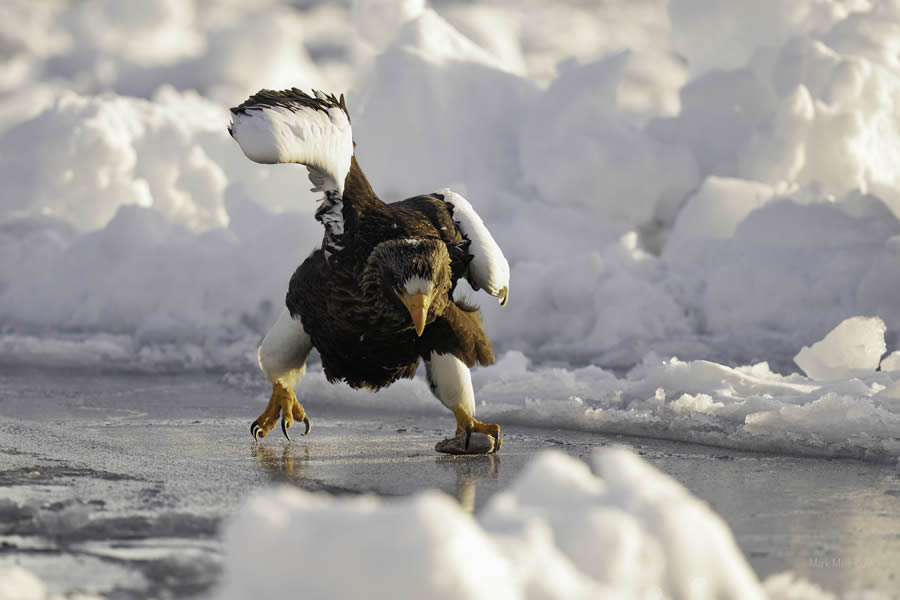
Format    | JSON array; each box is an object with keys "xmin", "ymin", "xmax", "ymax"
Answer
[
  {"xmin": 228, "ymin": 88, "xmax": 353, "ymax": 195},
  {"xmin": 436, "ymin": 189, "xmax": 510, "ymax": 306}
]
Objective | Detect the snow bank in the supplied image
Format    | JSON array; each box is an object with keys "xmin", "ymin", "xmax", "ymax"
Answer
[
  {"xmin": 0, "ymin": 566, "xmax": 101, "ymax": 600},
  {"xmin": 0, "ymin": 0, "xmax": 362, "ymax": 102},
  {"xmin": 270, "ymin": 311, "xmax": 900, "ymax": 462},
  {"xmin": 472, "ymin": 348, "xmax": 900, "ymax": 462},
  {"xmin": 218, "ymin": 448, "xmax": 829, "ymax": 600}
]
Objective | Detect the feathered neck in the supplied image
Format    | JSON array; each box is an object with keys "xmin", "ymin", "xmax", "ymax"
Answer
[
  {"xmin": 343, "ymin": 155, "xmax": 378, "ymax": 205},
  {"xmin": 317, "ymin": 154, "xmax": 385, "ymax": 263}
]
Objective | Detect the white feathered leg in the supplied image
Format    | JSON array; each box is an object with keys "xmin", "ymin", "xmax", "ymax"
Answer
[
  {"xmin": 253, "ymin": 307, "xmax": 314, "ymax": 441},
  {"xmin": 426, "ymin": 351, "xmax": 501, "ymax": 453}
]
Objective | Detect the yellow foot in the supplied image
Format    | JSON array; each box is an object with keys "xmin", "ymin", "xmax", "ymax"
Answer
[
  {"xmin": 250, "ymin": 381, "xmax": 311, "ymax": 442},
  {"xmin": 452, "ymin": 408, "xmax": 502, "ymax": 453}
]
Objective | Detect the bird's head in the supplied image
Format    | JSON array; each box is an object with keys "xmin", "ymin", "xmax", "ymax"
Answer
[{"xmin": 365, "ymin": 238, "xmax": 452, "ymax": 336}]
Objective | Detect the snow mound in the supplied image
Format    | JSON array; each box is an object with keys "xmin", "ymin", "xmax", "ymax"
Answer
[
  {"xmin": 219, "ymin": 448, "xmax": 799, "ymax": 600},
  {"xmin": 0, "ymin": 0, "xmax": 356, "ymax": 102},
  {"xmin": 467, "ymin": 350, "xmax": 900, "ymax": 462},
  {"xmin": 355, "ymin": 7, "xmax": 536, "ymax": 203},
  {"xmin": 0, "ymin": 86, "xmax": 330, "ymax": 232},
  {"xmin": 519, "ymin": 53, "xmax": 698, "ymax": 230},
  {"xmin": 794, "ymin": 316, "xmax": 887, "ymax": 381},
  {"xmin": 0, "ymin": 566, "xmax": 101, "ymax": 600}
]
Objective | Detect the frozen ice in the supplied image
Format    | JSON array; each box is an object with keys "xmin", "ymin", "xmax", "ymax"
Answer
[{"xmin": 794, "ymin": 316, "xmax": 887, "ymax": 381}]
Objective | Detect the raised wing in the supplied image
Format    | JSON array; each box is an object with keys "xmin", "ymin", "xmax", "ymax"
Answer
[
  {"xmin": 436, "ymin": 189, "xmax": 510, "ymax": 305},
  {"xmin": 228, "ymin": 88, "xmax": 353, "ymax": 195}
]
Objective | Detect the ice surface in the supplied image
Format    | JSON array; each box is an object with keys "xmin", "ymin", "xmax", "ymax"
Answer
[
  {"xmin": 217, "ymin": 448, "xmax": 842, "ymax": 600},
  {"xmin": 3, "ymin": 1, "xmax": 900, "ymax": 465}
]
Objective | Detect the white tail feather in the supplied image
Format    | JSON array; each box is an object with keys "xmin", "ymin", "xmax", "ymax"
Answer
[{"xmin": 229, "ymin": 90, "xmax": 353, "ymax": 195}]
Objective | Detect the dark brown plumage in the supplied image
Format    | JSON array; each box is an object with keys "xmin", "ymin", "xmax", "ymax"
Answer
[
  {"xmin": 230, "ymin": 87, "xmax": 509, "ymax": 451},
  {"xmin": 286, "ymin": 158, "xmax": 494, "ymax": 390}
]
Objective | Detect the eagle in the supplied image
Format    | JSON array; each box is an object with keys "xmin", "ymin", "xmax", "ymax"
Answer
[{"xmin": 228, "ymin": 88, "xmax": 510, "ymax": 454}]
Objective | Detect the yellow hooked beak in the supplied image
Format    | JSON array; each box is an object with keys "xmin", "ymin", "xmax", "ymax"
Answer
[{"xmin": 399, "ymin": 292, "xmax": 430, "ymax": 336}]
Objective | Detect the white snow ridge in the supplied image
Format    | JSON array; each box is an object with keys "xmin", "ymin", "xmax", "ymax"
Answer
[{"xmin": 218, "ymin": 449, "xmax": 772, "ymax": 600}]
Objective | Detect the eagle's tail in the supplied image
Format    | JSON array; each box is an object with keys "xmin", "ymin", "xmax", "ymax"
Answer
[{"xmin": 228, "ymin": 88, "xmax": 354, "ymax": 196}]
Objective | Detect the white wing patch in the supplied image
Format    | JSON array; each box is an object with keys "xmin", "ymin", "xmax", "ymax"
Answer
[
  {"xmin": 436, "ymin": 188, "xmax": 510, "ymax": 305},
  {"xmin": 229, "ymin": 95, "xmax": 353, "ymax": 195}
]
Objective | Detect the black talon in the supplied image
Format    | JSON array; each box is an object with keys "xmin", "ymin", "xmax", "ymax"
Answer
[
  {"xmin": 281, "ymin": 418, "xmax": 293, "ymax": 442},
  {"xmin": 464, "ymin": 425, "xmax": 473, "ymax": 451},
  {"xmin": 251, "ymin": 421, "xmax": 261, "ymax": 443},
  {"xmin": 302, "ymin": 416, "xmax": 311, "ymax": 436}
]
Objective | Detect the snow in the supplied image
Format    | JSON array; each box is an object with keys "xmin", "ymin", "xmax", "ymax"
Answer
[
  {"xmin": 794, "ymin": 316, "xmax": 887, "ymax": 380},
  {"xmin": 0, "ymin": 566, "xmax": 102, "ymax": 600},
  {"xmin": 1, "ymin": 0, "xmax": 899, "ymax": 455},
  {"xmin": 217, "ymin": 448, "xmax": 835, "ymax": 600},
  {"xmin": 3, "ymin": 0, "xmax": 900, "ymax": 593}
]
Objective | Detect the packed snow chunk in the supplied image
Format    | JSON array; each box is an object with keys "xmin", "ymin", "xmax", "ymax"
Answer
[
  {"xmin": 648, "ymin": 67, "xmax": 775, "ymax": 176},
  {"xmin": 664, "ymin": 176, "xmax": 774, "ymax": 260},
  {"xmin": 0, "ymin": 87, "xmax": 328, "ymax": 233},
  {"xmin": 591, "ymin": 449, "xmax": 765, "ymax": 599},
  {"xmin": 355, "ymin": 8, "xmax": 536, "ymax": 202},
  {"xmin": 0, "ymin": 566, "xmax": 102, "ymax": 600},
  {"xmin": 823, "ymin": 3, "xmax": 900, "ymax": 71},
  {"xmin": 487, "ymin": 234, "xmax": 693, "ymax": 366},
  {"xmin": 219, "ymin": 449, "xmax": 773, "ymax": 600},
  {"xmin": 738, "ymin": 37, "xmax": 900, "ymax": 203},
  {"xmin": 794, "ymin": 316, "xmax": 887, "ymax": 381},
  {"xmin": 743, "ymin": 392, "xmax": 900, "ymax": 453},
  {"xmin": 880, "ymin": 351, "xmax": 900, "ymax": 373},
  {"xmin": 0, "ymin": 90, "xmax": 228, "ymax": 231},
  {"xmin": 762, "ymin": 572, "xmax": 838, "ymax": 600},
  {"xmin": 218, "ymin": 488, "xmax": 516, "ymax": 600},
  {"xmin": 856, "ymin": 234, "xmax": 900, "ymax": 332},
  {"xmin": 520, "ymin": 54, "xmax": 698, "ymax": 229},
  {"xmin": 668, "ymin": 0, "xmax": 850, "ymax": 76},
  {"xmin": 480, "ymin": 449, "xmax": 765, "ymax": 599},
  {"xmin": 352, "ymin": 0, "xmax": 426, "ymax": 50},
  {"xmin": 0, "ymin": 567, "xmax": 47, "ymax": 600},
  {"xmin": 3, "ymin": 0, "xmax": 350, "ymax": 101},
  {"xmin": 683, "ymin": 190, "xmax": 900, "ymax": 345}
]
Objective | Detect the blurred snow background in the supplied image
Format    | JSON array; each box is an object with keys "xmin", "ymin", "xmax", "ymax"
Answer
[
  {"xmin": 2, "ymin": 0, "xmax": 900, "ymax": 460},
  {"xmin": 2, "ymin": 0, "xmax": 899, "ymax": 460}
]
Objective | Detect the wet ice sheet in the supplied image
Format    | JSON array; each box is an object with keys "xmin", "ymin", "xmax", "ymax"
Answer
[{"xmin": 1, "ymin": 370, "xmax": 899, "ymax": 598}]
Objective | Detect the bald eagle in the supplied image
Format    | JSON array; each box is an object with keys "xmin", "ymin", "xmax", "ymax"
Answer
[{"xmin": 229, "ymin": 89, "xmax": 509, "ymax": 453}]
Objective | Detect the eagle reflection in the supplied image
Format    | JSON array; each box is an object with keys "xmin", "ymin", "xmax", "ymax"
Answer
[
  {"xmin": 252, "ymin": 442, "xmax": 309, "ymax": 481},
  {"xmin": 437, "ymin": 454, "xmax": 501, "ymax": 513}
]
